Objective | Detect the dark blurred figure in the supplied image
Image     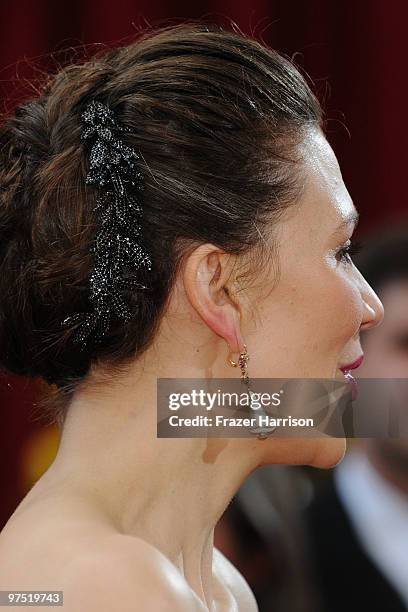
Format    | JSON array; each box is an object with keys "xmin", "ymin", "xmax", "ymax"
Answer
[
  {"xmin": 215, "ymin": 464, "xmax": 323, "ymax": 612},
  {"xmin": 304, "ymin": 221, "xmax": 408, "ymax": 612}
]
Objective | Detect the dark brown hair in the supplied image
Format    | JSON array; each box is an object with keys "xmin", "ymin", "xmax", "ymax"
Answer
[{"xmin": 0, "ymin": 21, "xmax": 323, "ymax": 426}]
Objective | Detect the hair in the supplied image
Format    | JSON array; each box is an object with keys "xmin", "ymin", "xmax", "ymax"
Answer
[{"xmin": 0, "ymin": 21, "xmax": 323, "ymax": 427}]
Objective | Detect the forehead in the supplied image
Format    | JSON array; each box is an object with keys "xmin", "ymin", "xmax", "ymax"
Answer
[
  {"xmin": 277, "ymin": 128, "xmax": 358, "ymax": 242},
  {"xmin": 302, "ymin": 128, "xmax": 356, "ymax": 223}
]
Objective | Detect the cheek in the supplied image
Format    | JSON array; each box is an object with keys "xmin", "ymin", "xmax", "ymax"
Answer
[
  {"xmin": 252, "ymin": 263, "xmax": 362, "ymax": 372},
  {"xmin": 320, "ymin": 268, "xmax": 363, "ymax": 348}
]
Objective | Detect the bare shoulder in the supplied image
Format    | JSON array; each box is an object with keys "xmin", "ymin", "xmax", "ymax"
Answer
[
  {"xmin": 62, "ymin": 534, "xmax": 204, "ymax": 612},
  {"xmin": 213, "ymin": 547, "xmax": 259, "ymax": 612}
]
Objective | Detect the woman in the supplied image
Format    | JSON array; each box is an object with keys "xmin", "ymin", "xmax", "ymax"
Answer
[{"xmin": 0, "ymin": 22, "xmax": 384, "ymax": 611}]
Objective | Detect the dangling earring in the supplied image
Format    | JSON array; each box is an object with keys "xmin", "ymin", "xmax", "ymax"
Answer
[
  {"xmin": 227, "ymin": 343, "xmax": 276, "ymax": 440},
  {"xmin": 227, "ymin": 343, "xmax": 250, "ymax": 383}
]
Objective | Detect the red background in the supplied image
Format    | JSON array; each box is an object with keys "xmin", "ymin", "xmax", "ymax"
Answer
[{"xmin": 0, "ymin": 0, "xmax": 407, "ymax": 528}]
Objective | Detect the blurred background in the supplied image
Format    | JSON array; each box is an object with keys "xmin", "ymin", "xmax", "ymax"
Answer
[{"xmin": 0, "ymin": 1, "xmax": 407, "ymax": 611}]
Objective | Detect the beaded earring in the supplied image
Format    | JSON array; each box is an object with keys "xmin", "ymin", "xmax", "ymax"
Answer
[{"xmin": 227, "ymin": 344, "xmax": 276, "ymax": 439}]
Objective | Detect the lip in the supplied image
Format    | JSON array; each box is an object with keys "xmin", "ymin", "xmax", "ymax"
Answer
[{"xmin": 339, "ymin": 354, "xmax": 364, "ymax": 373}]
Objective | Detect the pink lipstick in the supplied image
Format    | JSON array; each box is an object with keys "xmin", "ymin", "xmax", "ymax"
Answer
[
  {"xmin": 339, "ymin": 354, "xmax": 364, "ymax": 400},
  {"xmin": 340, "ymin": 354, "xmax": 364, "ymax": 372}
]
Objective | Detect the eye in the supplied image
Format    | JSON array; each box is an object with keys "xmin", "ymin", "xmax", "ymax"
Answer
[{"xmin": 336, "ymin": 239, "xmax": 365, "ymax": 264}]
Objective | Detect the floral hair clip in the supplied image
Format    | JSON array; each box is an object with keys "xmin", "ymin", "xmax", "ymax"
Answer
[{"xmin": 61, "ymin": 100, "xmax": 152, "ymax": 349}]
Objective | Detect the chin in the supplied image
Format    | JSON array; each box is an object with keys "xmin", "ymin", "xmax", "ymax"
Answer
[
  {"xmin": 308, "ymin": 436, "xmax": 347, "ymax": 469},
  {"xmin": 261, "ymin": 436, "xmax": 347, "ymax": 469}
]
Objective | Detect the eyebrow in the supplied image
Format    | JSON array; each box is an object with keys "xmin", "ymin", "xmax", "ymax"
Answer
[{"xmin": 332, "ymin": 211, "xmax": 360, "ymax": 234}]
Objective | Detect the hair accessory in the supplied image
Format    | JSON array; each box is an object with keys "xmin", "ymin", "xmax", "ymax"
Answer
[
  {"xmin": 227, "ymin": 343, "xmax": 276, "ymax": 439},
  {"xmin": 61, "ymin": 99, "xmax": 152, "ymax": 349}
]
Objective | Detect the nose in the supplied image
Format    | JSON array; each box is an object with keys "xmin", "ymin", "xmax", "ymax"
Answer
[{"xmin": 359, "ymin": 275, "xmax": 385, "ymax": 332}]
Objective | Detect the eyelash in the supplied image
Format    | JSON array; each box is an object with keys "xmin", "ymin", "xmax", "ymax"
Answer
[{"xmin": 337, "ymin": 239, "xmax": 365, "ymax": 264}]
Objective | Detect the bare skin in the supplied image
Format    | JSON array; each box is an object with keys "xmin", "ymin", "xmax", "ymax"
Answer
[{"xmin": 0, "ymin": 127, "xmax": 384, "ymax": 611}]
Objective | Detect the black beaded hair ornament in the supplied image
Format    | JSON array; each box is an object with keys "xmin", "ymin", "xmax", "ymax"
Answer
[{"xmin": 61, "ymin": 100, "xmax": 152, "ymax": 350}]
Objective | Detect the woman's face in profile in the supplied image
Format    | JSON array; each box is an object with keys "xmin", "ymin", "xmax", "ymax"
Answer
[
  {"xmin": 240, "ymin": 128, "xmax": 385, "ymax": 467},
  {"xmin": 250, "ymin": 128, "xmax": 384, "ymax": 383}
]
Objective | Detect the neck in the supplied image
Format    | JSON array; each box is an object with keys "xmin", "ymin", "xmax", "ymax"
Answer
[{"xmin": 38, "ymin": 356, "xmax": 259, "ymax": 607}]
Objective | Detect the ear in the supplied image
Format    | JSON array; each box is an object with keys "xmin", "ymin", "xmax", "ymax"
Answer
[{"xmin": 182, "ymin": 243, "xmax": 245, "ymax": 353}]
